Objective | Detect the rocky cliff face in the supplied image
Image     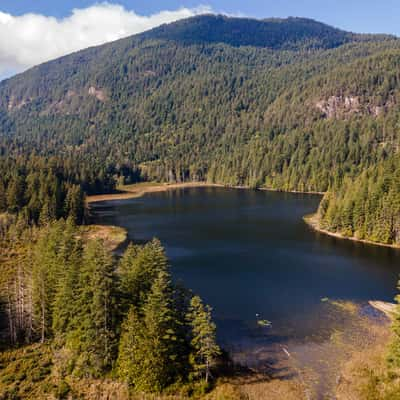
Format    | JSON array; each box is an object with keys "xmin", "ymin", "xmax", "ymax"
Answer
[
  {"xmin": 6, "ymin": 85, "xmax": 107, "ymax": 116},
  {"xmin": 315, "ymin": 95, "xmax": 394, "ymax": 119}
]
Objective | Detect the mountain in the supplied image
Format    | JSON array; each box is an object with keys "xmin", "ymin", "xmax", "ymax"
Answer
[
  {"xmin": 0, "ymin": 15, "xmax": 400, "ymax": 244},
  {"xmin": 141, "ymin": 15, "xmax": 361, "ymax": 49}
]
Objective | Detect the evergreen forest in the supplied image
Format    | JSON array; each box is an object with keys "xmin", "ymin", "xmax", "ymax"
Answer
[
  {"xmin": 1, "ymin": 15, "xmax": 400, "ymax": 244},
  {"xmin": 2, "ymin": 14, "xmax": 400, "ymax": 398}
]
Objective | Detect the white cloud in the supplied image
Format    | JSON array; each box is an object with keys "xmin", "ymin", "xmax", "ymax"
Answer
[{"xmin": 0, "ymin": 3, "xmax": 213, "ymax": 79}]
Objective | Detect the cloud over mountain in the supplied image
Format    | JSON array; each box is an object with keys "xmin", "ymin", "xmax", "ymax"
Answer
[{"xmin": 0, "ymin": 3, "xmax": 212, "ymax": 79}]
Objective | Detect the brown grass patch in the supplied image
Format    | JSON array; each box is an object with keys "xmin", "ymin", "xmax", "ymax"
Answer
[
  {"xmin": 80, "ymin": 224, "xmax": 127, "ymax": 251},
  {"xmin": 86, "ymin": 182, "xmax": 223, "ymax": 204},
  {"xmin": 206, "ymin": 374, "xmax": 306, "ymax": 400},
  {"xmin": 335, "ymin": 323, "xmax": 394, "ymax": 400}
]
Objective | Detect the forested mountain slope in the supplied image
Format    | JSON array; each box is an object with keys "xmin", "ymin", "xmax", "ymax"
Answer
[
  {"xmin": 0, "ymin": 15, "xmax": 400, "ymax": 244},
  {"xmin": 141, "ymin": 15, "xmax": 371, "ymax": 49}
]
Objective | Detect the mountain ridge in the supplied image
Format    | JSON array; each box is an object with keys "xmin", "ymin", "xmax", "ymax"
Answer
[
  {"xmin": 0, "ymin": 14, "xmax": 396, "ymax": 88},
  {"xmin": 0, "ymin": 15, "xmax": 397, "ymax": 117},
  {"xmin": 1, "ymin": 15, "xmax": 400, "ymax": 246},
  {"xmin": 138, "ymin": 14, "xmax": 393, "ymax": 49}
]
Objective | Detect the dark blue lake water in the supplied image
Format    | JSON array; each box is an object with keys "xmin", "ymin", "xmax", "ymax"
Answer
[{"xmin": 93, "ymin": 187, "xmax": 400, "ymax": 366}]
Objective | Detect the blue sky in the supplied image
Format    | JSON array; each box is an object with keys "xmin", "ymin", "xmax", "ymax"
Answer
[
  {"xmin": 0, "ymin": 1, "xmax": 399, "ymax": 80},
  {"xmin": 1, "ymin": 0, "xmax": 399, "ymax": 35}
]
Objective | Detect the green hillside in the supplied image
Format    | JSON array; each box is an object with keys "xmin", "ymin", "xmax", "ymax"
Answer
[
  {"xmin": 2, "ymin": 14, "xmax": 400, "ymax": 399},
  {"xmin": 0, "ymin": 15, "xmax": 399, "ymax": 241}
]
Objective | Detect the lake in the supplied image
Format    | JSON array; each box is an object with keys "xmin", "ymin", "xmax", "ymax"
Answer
[{"xmin": 92, "ymin": 187, "xmax": 400, "ymax": 370}]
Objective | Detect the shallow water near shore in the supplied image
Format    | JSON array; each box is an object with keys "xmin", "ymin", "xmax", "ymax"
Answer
[{"xmin": 92, "ymin": 187, "xmax": 399, "ymax": 393}]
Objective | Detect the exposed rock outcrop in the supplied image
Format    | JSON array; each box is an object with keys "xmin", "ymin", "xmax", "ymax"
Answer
[
  {"xmin": 88, "ymin": 86, "xmax": 107, "ymax": 102},
  {"xmin": 7, "ymin": 95, "xmax": 31, "ymax": 111},
  {"xmin": 315, "ymin": 95, "xmax": 394, "ymax": 119}
]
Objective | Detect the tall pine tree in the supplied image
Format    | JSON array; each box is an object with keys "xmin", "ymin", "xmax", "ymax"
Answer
[
  {"xmin": 67, "ymin": 239, "xmax": 116, "ymax": 377},
  {"xmin": 187, "ymin": 295, "xmax": 220, "ymax": 383},
  {"xmin": 117, "ymin": 270, "xmax": 182, "ymax": 392}
]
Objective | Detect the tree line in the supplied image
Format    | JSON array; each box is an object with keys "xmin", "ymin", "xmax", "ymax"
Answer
[
  {"xmin": 318, "ymin": 155, "xmax": 400, "ymax": 245},
  {"xmin": 0, "ymin": 154, "xmax": 129, "ymax": 225},
  {"xmin": 0, "ymin": 218, "xmax": 220, "ymax": 395}
]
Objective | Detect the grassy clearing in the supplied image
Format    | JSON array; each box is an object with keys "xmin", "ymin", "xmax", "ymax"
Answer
[
  {"xmin": 80, "ymin": 224, "xmax": 128, "ymax": 252},
  {"xmin": 86, "ymin": 182, "xmax": 222, "ymax": 203},
  {"xmin": 119, "ymin": 182, "xmax": 163, "ymax": 190}
]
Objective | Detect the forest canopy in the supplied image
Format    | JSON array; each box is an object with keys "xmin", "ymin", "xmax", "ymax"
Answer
[{"xmin": 1, "ymin": 14, "xmax": 400, "ymax": 398}]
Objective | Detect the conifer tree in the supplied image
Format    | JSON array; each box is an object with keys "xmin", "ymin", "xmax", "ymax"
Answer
[
  {"xmin": 142, "ymin": 270, "xmax": 181, "ymax": 390},
  {"xmin": 38, "ymin": 199, "xmax": 52, "ymax": 227},
  {"xmin": 64, "ymin": 185, "xmax": 85, "ymax": 224},
  {"xmin": 6, "ymin": 175, "xmax": 25, "ymax": 212},
  {"xmin": 118, "ymin": 243, "xmax": 139, "ymax": 312},
  {"xmin": 116, "ymin": 306, "xmax": 146, "ymax": 386},
  {"xmin": 69, "ymin": 239, "xmax": 116, "ymax": 377},
  {"xmin": 52, "ymin": 219, "xmax": 83, "ymax": 341},
  {"xmin": 119, "ymin": 239, "xmax": 168, "ymax": 310},
  {"xmin": 117, "ymin": 270, "xmax": 181, "ymax": 392},
  {"xmin": 31, "ymin": 221, "xmax": 64, "ymax": 342},
  {"xmin": 187, "ymin": 296, "xmax": 220, "ymax": 383}
]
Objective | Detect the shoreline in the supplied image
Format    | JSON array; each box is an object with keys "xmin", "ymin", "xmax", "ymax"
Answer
[
  {"xmin": 304, "ymin": 213, "xmax": 400, "ymax": 250},
  {"xmin": 86, "ymin": 183, "xmax": 397, "ymax": 398},
  {"xmin": 88, "ymin": 182, "xmax": 397, "ymax": 250},
  {"xmin": 86, "ymin": 182, "xmax": 224, "ymax": 204},
  {"xmin": 86, "ymin": 181, "xmax": 324, "ymax": 204},
  {"xmin": 259, "ymin": 187, "xmax": 325, "ymax": 195}
]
